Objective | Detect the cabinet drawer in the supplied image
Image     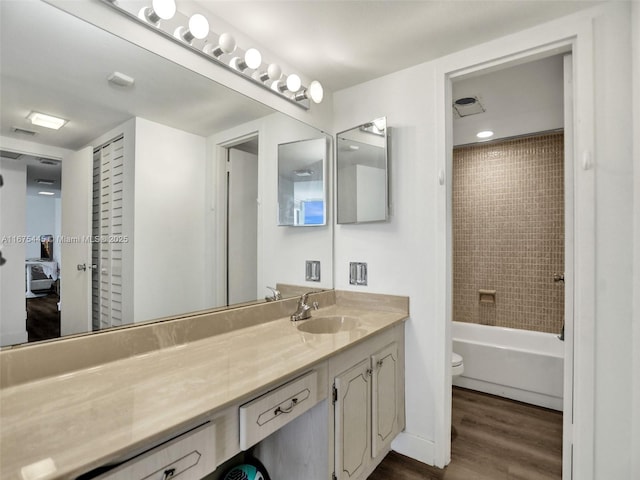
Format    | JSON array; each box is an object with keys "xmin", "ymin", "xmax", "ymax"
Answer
[
  {"xmin": 95, "ymin": 422, "xmax": 216, "ymax": 480},
  {"xmin": 239, "ymin": 370, "xmax": 318, "ymax": 450}
]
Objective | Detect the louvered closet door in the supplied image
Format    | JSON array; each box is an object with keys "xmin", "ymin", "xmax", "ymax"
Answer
[{"xmin": 92, "ymin": 137, "xmax": 125, "ymax": 330}]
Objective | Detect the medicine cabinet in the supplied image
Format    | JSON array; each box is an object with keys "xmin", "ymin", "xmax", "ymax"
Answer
[
  {"xmin": 336, "ymin": 117, "xmax": 389, "ymax": 224},
  {"xmin": 277, "ymin": 137, "xmax": 328, "ymax": 226}
]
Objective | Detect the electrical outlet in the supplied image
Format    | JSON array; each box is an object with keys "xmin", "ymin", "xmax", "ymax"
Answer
[
  {"xmin": 306, "ymin": 260, "xmax": 321, "ymax": 282},
  {"xmin": 349, "ymin": 262, "xmax": 368, "ymax": 286}
]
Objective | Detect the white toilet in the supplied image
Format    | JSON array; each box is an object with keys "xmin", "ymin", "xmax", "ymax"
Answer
[{"xmin": 452, "ymin": 352, "xmax": 464, "ymax": 377}]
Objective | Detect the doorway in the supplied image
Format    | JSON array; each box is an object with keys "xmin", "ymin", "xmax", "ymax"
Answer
[
  {"xmin": 225, "ymin": 134, "xmax": 259, "ymax": 306},
  {"xmin": 443, "ymin": 48, "xmax": 577, "ymax": 478}
]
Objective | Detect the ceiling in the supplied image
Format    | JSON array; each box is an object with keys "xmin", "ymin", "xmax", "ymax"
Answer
[
  {"xmin": 190, "ymin": 0, "xmax": 601, "ymax": 92},
  {"xmin": 0, "ymin": 0, "xmax": 273, "ymax": 151},
  {"xmin": 0, "ymin": 0, "xmax": 598, "ymax": 158}
]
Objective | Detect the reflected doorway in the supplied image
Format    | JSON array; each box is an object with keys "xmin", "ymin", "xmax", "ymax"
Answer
[{"xmin": 226, "ymin": 135, "xmax": 259, "ymax": 306}]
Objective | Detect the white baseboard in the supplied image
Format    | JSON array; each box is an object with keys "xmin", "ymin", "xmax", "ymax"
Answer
[
  {"xmin": 390, "ymin": 431, "xmax": 436, "ymax": 466},
  {"xmin": 453, "ymin": 376, "xmax": 563, "ymax": 411}
]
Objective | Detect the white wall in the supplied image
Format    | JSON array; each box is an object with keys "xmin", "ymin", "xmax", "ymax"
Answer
[
  {"xmin": 259, "ymin": 114, "xmax": 333, "ymax": 293},
  {"xmin": 208, "ymin": 113, "xmax": 333, "ymax": 303},
  {"xmin": 631, "ymin": 2, "xmax": 640, "ymax": 478},
  {"xmin": 591, "ymin": 4, "xmax": 634, "ymax": 478},
  {"xmin": 334, "ymin": 62, "xmax": 441, "ymax": 464},
  {"xmin": 0, "ymin": 158, "xmax": 27, "ymax": 346},
  {"xmin": 133, "ymin": 117, "xmax": 207, "ymax": 322},
  {"xmin": 334, "ymin": 2, "xmax": 635, "ymax": 476}
]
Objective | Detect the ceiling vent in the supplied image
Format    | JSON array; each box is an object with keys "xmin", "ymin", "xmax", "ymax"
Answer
[
  {"xmin": 12, "ymin": 126, "xmax": 38, "ymax": 136},
  {"xmin": 453, "ymin": 96, "xmax": 485, "ymax": 117},
  {"xmin": 39, "ymin": 158, "xmax": 60, "ymax": 166},
  {"xmin": 0, "ymin": 150, "xmax": 22, "ymax": 160}
]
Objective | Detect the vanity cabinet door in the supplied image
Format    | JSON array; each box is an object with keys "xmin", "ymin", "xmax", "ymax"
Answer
[
  {"xmin": 371, "ymin": 343, "xmax": 398, "ymax": 458},
  {"xmin": 334, "ymin": 358, "xmax": 371, "ymax": 480}
]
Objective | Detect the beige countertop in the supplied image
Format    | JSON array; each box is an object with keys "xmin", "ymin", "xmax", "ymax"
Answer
[{"xmin": 0, "ymin": 293, "xmax": 408, "ymax": 480}]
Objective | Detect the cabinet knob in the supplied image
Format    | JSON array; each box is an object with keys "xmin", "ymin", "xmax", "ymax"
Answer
[{"xmin": 377, "ymin": 359, "xmax": 384, "ymax": 368}]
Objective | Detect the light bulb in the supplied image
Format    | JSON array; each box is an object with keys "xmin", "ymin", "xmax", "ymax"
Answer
[
  {"xmin": 294, "ymin": 81, "xmax": 325, "ymax": 105},
  {"xmin": 308, "ymin": 80, "xmax": 324, "ymax": 103},
  {"xmin": 217, "ymin": 33, "xmax": 236, "ymax": 54},
  {"xmin": 257, "ymin": 63, "xmax": 282, "ymax": 83},
  {"xmin": 152, "ymin": 0, "xmax": 175, "ymax": 20},
  {"xmin": 188, "ymin": 14, "xmax": 209, "ymax": 39},
  {"xmin": 204, "ymin": 33, "xmax": 236, "ymax": 58},
  {"xmin": 138, "ymin": 0, "xmax": 175, "ymax": 25},
  {"xmin": 244, "ymin": 48, "xmax": 262, "ymax": 70},
  {"xmin": 232, "ymin": 48, "xmax": 262, "ymax": 72},
  {"xmin": 286, "ymin": 74, "xmax": 301, "ymax": 93},
  {"xmin": 267, "ymin": 64, "xmax": 282, "ymax": 81},
  {"xmin": 174, "ymin": 13, "xmax": 209, "ymax": 43}
]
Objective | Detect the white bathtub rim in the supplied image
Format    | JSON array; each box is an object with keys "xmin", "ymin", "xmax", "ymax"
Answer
[{"xmin": 452, "ymin": 321, "xmax": 564, "ymax": 357}]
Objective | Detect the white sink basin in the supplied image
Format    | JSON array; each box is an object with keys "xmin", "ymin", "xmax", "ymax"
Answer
[{"xmin": 296, "ymin": 315, "xmax": 359, "ymax": 334}]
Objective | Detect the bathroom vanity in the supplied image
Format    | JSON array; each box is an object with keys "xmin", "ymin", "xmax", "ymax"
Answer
[{"xmin": 0, "ymin": 291, "xmax": 407, "ymax": 480}]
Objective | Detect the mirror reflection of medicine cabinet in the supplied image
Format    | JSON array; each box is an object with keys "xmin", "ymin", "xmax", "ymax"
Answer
[
  {"xmin": 278, "ymin": 137, "xmax": 329, "ymax": 226},
  {"xmin": 336, "ymin": 117, "xmax": 389, "ymax": 224}
]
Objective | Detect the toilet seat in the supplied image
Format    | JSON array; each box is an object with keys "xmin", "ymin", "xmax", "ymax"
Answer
[{"xmin": 452, "ymin": 352, "xmax": 464, "ymax": 377}]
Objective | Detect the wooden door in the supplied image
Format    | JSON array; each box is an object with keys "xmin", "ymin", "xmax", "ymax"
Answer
[
  {"xmin": 334, "ymin": 358, "xmax": 371, "ymax": 480},
  {"xmin": 371, "ymin": 343, "xmax": 398, "ymax": 458}
]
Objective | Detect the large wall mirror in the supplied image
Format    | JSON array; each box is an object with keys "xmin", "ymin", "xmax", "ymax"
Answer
[
  {"xmin": 277, "ymin": 138, "xmax": 328, "ymax": 226},
  {"xmin": 336, "ymin": 117, "xmax": 389, "ymax": 224},
  {"xmin": 0, "ymin": 1, "xmax": 333, "ymax": 349}
]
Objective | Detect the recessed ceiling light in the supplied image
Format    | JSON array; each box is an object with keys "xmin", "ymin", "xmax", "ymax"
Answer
[
  {"xmin": 107, "ymin": 71, "xmax": 135, "ymax": 87},
  {"xmin": 38, "ymin": 191, "xmax": 55, "ymax": 196},
  {"xmin": 36, "ymin": 179, "xmax": 55, "ymax": 185},
  {"xmin": 27, "ymin": 111, "xmax": 67, "ymax": 130},
  {"xmin": 293, "ymin": 169, "xmax": 313, "ymax": 177},
  {"xmin": 476, "ymin": 130, "xmax": 494, "ymax": 139}
]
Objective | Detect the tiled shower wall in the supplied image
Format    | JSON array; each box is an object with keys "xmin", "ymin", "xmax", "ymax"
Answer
[{"xmin": 452, "ymin": 132, "xmax": 564, "ymax": 334}]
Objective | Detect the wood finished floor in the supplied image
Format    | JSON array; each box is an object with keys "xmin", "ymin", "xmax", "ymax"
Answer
[
  {"xmin": 26, "ymin": 291, "xmax": 60, "ymax": 342},
  {"xmin": 368, "ymin": 387, "xmax": 563, "ymax": 480}
]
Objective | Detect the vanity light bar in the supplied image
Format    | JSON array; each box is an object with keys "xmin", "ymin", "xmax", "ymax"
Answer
[{"xmin": 100, "ymin": 0, "xmax": 323, "ymax": 109}]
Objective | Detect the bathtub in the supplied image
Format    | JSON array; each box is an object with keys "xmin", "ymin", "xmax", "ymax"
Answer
[{"xmin": 452, "ymin": 321, "xmax": 564, "ymax": 411}]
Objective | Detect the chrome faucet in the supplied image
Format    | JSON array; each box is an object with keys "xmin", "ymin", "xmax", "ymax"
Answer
[
  {"xmin": 290, "ymin": 292, "xmax": 319, "ymax": 321},
  {"xmin": 265, "ymin": 286, "xmax": 282, "ymax": 302}
]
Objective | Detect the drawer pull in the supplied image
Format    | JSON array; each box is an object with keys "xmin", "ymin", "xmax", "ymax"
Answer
[
  {"xmin": 162, "ymin": 468, "xmax": 176, "ymax": 480},
  {"xmin": 274, "ymin": 397, "xmax": 298, "ymax": 415}
]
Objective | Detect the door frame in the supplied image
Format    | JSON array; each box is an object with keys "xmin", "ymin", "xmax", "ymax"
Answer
[
  {"xmin": 436, "ymin": 22, "xmax": 596, "ymax": 480},
  {"xmin": 211, "ymin": 131, "xmax": 260, "ymax": 307}
]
